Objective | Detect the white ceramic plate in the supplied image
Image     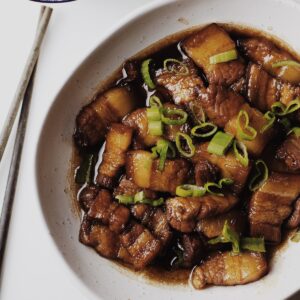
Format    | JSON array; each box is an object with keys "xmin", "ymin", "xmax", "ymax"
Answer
[{"xmin": 36, "ymin": 0, "xmax": 300, "ymax": 299}]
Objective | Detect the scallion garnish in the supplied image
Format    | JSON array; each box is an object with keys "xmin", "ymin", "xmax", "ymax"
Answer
[
  {"xmin": 260, "ymin": 111, "xmax": 276, "ymax": 133},
  {"xmin": 271, "ymin": 99, "xmax": 300, "ymax": 116},
  {"xmin": 209, "ymin": 49, "xmax": 238, "ymax": 64},
  {"xmin": 141, "ymin": 58, "xmax": 155, "ymax": 89},
  {"xmin": 147, "ymin": 106, "xmax": 163, "ymax": 136},
  {"xmin": 147, "ymin": 106, "xmax": 161, "ymax": 121},
  {"xmin": 241, "ymin": 237, "xmax": 266, "ymax": 252},
  {"xmin": 208, "ymin": 220, "xmax": 240, "ymax": 253},
  {"xmin": 161, "ymin": 108, "xmax": 188, "ymax": 125},
  {"xmin": 204, "ymin": 178, "xmax": 234, "ymax": 196},
  {"xmin": 191, "ymin": 123, "xmax": 217, "ymax": 138},
  {"xmin": 175, "ymin": 132, "xmax": 195, "ymax": 158},
  {"xmin": 285, "ymin": 98, "xmax": 300, "ymax": 114},
  {"xmin": 288, "ymin": 127, "xmax": 300, "ymax": 137},
  {"xmin": 151, "ymin": 139, "xmax": 176, "ymax": 171},
  {"xmin": 271, "ymin": 102, "xmax": 286, "ymax": 116},
  {"xmin": 272, "ymin": 60, "xmax": 300, "ymax": 68},
  {"xmin": 149, "ymin": 95, "xmax": 163, "ymax": 108},
  {"xmin": 249, "ymin": 159, "xmax": 269, "ymax": 192},
  {"xmin": 237, "ymin": 110, "xmax": 257, "ymax": 141},
  {"xmin": 233, "ymin": 140, "xmax": 249, "ymax": 167},
  {"xmin": 75, "ymin": 153, "xmax": 96, "ymax": 184},
  {"xmin": 163, "ymin": 58, "xmax": 189, "ymax": 75},
  {"xmin": 176, "ymin": 184, "xmax": 206, "ymax": 197},
  {"xmin": 207, "ymin": 131, "xmax": 234, "ymax": 156},
  {"xmin": 116, "ymin": 191, "xmax": 164, "ymax": 207}
]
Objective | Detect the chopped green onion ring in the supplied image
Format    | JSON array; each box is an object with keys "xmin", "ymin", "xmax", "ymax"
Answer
[
  {"xmin": 272, "ymin": 60, "xmax": 300, "ymax": 68},
  {"xmin": 209, "ymin": 49, "xmax": 238, "ymax": 65},
  {"xmin": 176, "ymin": 184, "xmax": 206, "ymax": 197},
  {"xmin": 163, "ymin": 58, "xmax": 189, "ymax": 75},
  {"xmin": 75, "ymin": 153, "xmax": 96, "ymax": 184},
  {"xmin": 191, "ymin": 123, "xmax": 218, "ymax": 138},
  {"xmin": 161, "ymin": 108, "xmax": 188, "ymax": 125},
  {"xmin": 237, "ymin": 110, "xmax": 257, "ymax": 141},
  {"xmin": 147, "ymin": 106, "xmax": 161, "ymax": 121},
  {"xmin": 271, "ymin": 101, "xmax": 286, "ymax": 116},
  {"xmin": 261, "ymin": 111, "xmax": 276, "ymax": 133},
  {"xmin": 116, "ymin": 195, "xmax": 134, "ymax": 205},
  {"xmin": 271, "ymin": 99, "xmax": 300, "ymax": 116},
  {"xmin": 205, "ymin": 178, "xmax": 233, "ymax": 197},
  {"xmin": 148, "ymin": 120, "xmax": 163, "ymax": 136},
  {"xmin": 207, "ymin": 131, "xmax": 234, "ymax": 156},
  {"xmin": 233, "ymin": 140, "xmax": 249, "ymax": 167},
  {"xmin": 241, "ymin": 237, "xmax": 266, "ymax": 252},
  {"xmin": 285, "ymin": 98, "xmax": 300, "ymax": 114},
  {"xmin": 175, "ymin": 132, "xmax": 195, "ymax": 158},
  {"xmin": 117, "ymin": 191, "xmax": 164, "ymax": 207},
  {"xmin": 149, "ymin": 95, "xmax": 163, "ymax": 108},
  {"xmin": 151, "ymin": 139, "xmax": 176, "ymax": 171},
  {"xmin": 288, "ymin": 127, "xmax": 300, "ymax": 137},
  {"xmin": 141, "ymin": 58, "xmax": 155, "ymax": 89},
  {"xmin": 249, "ymin": 159, "xmax": 269, "ymax": 192}
]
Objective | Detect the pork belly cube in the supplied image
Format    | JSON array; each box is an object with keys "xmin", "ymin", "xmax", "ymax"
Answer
[
  {"xmin": 239, "ymin": 37, "xmax": 300, "ymax": 84},
  {"xmin": 126, "ymin": 150, "xmax": 190, "ymax": 194},
  {"xmin": 249, "ymin": 172, "xmax": 300, "ymax": 242},
  {"xmin": 118, "ymin": 223, "xmax": 161, "ymax": 270},
  {"xmin": 191, "ymin": 251, "xmax": 268, "ymax": 289},
  {"xmin": 286, "ymin": 197, "xmax": 300, "ymax": 229},
  {"xmin": 74, "ymin": 87, "xmax": 137, "ymax": 148},
  {"xmin": 225, "ymin": 103, "xmax": 274, "ymax": 157},
  {"xmin": 166, "ymin": 194, "xmax": 238, "ymax": 233},
  {"xmin": 155, "ymin": 59, "xmax": 204, "ymax": 105},
  {"xmin": 198, "ymin": 85, "xmax": 244, "ymax": 128},
  {"xmin": 78, "ymin": 185, "xmax": 99, "ymax": 211},
  {"xmin": 183, "ymin": 24, "xmax": 245, "ymax": 86},
  {"xmin": 194, "ymin": 159, "xmax": 219, "ymax": 187},
  {"xmin": 193, "ymin": 143, "xmax": 251, "ymax": 194},
  {"xmin": 96, "ymin": 123, "xmax": 133, "ymax": 189}
]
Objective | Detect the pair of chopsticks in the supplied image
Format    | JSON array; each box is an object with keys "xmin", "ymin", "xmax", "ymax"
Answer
[{"xmin": 0, "ymin": 6, "xmax": 53, "ymax": 278}]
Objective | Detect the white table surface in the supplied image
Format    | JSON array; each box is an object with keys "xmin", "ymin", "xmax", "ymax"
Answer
[{"xmin": 0, "ymin": 0, "xmax": 152, "ymax": 299}]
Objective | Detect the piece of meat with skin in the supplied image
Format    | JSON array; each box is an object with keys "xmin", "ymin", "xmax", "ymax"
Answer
[
  {"xmin": 178, "ymin": 234, "xmax": 204, "ymax": 268},
  {"xmin": 191, "ymin": 251, "xmax": 268, "ymax": 289},
  {"xmin": 194, "ymin": 159, "xmax": 219, "ymax": 187},
  {"xmin": 126, "ymin": 150, "xmax": 190, "ymax": 194},
  {"xmin": 239, "ymin": 37, "xmax": 300, "ymax": 84},
  {"xmin": 230, "ymin": 77, "xmax": 247, "ymax": 96},
  {"xmin": 87, "ymin": 189, "xmax": 130, "ymax": 233},
  {"xmin": 79, "ymin": 216, "xmax": 120, "ymax": 258},
  {"xmin": 183, "ymin": 24, "xmax": 245, "ymax": 86},
  {"xmin": 225, "ymin": 102, "xmax": 275, "ymax": 157},
  {"xmin": 166, "ymin": 194, "xmax": 238, "ymax": 233},
  {"xmin": 192, "ymin": 143, "xmax": 251, "ymax": 194},
  {"xmin": 198, "ymin": 84, "xmax": 244, "ymax": 128},
  {"xmin": 118, "ymin": 223, "xmax": 161, "ymax": 270},
  {"xmin": 78, "ymin": 185, "xmax": 99, "ymax": 211},
  {"xmin": 155, "ymin": 59, "xmax": 204, "ymax": 105},
  {"xmin": 275, "ymin": 134, "xmax": 300, "ymax": 173},
  {"xmin": 96, "ymin": 123, "xmax": 133, "ymax": 189},
  {"xmin": 113, "ymin": 177, "xmax": 157, "ymax": 199},
  {"xmin": 249, "ymin": 172, "xmax": 300, "ymax": 242},
  {"xmin": 197, "ymin": 210, "xmax": 246, "ymax": 238},
  {"xmin": 286, "ymin": 197, "xmax": 300, "ymax": 229},
  {"xmin": 74, "ymin": 86, "xmax": 137, "ymax": 148}
]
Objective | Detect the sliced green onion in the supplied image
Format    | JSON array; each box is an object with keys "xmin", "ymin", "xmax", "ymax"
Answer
[
  {"xmin": 233, "ymin": 140, "xmax": 249, "ymax": 167},
  {"xmin": 241, "ymin": 237, "xmax": 266, "ymax": 252},
  {"xmin": 141, "ymin": 58, "xmax": 155, "ymax": 89},
  {"xmin": 175, "ymin": 132, "xmax": 195, "ymax": 158},
  {"xmin": 116, "ymin": 195, "xmax": 134, "ymax": 205},
  {"xmin": 75, "ymin": 153, "xmax": 96, "ymax": 184},
  {"xmin": 151, "ymin": 139, "xmax": 176, "ymax": 171},
  {"xmin": 134, "ymin": 191, "xmax": 145, "ymax": 203},
  {"xmin": 237, "ymin": 110, "xmax": 257, "ymax": 141},
  {"xmin": 147, "ymin": 106, "xmax": 161, "ymax": 121},
  {"xmin": 271, "ymin": 101, "xmax": 286, "ymax": 116},
  {"xmin": 272, "ymin": 60, "xmax": 300, "ymax": 68},
  {"xmin": 191, "ymin": 123, "xmax": 217, "ymax": 138},
  {"xmin": 176, "ymin": 184, "xmax": 206, "ymax": 197},
  {"xmin": 148, "ymin": 120, "xmax": 163, "ymax": 136},
  {"xmin": 288, "ymin": 127, "xmax": 300, "ymax": 137},
  {"xmin": 208, "ymin": 220, "xmax": 240, "ymax": 253},
  {"xmin": 285, "ymin": 98, "xmax": 300, "ymax": 114},
  {"xmin": 207, "ymin": 131, "xmax": 234, "ymax": 156},
  {"xmin": 205, "ymin": 178, "xmax": 234, "ymax": 197},
  {"xmin": 163, "ymin": 58, "xmax": 189, "ymax": 75},
  {"xmin": 149, "ymin": 95, "xmax": 163, "ymax": 108},
  {"xmin": 249, "ymin": 159, "xmax": 269, "ymax": 192},
  {"xmin": 161, "ymin": 108, "xmax": 188, "ymax": 125},
  {"xmin": 291, "ymin": 230, "xmax": 300, "ymax": 242},
  {"xmin": 209, "ymin": 49, "xmax": 238, "ymax": 65},
  {"xmin": 260, "ymin": 111, "xmax": 276, "ymax": 133}
]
